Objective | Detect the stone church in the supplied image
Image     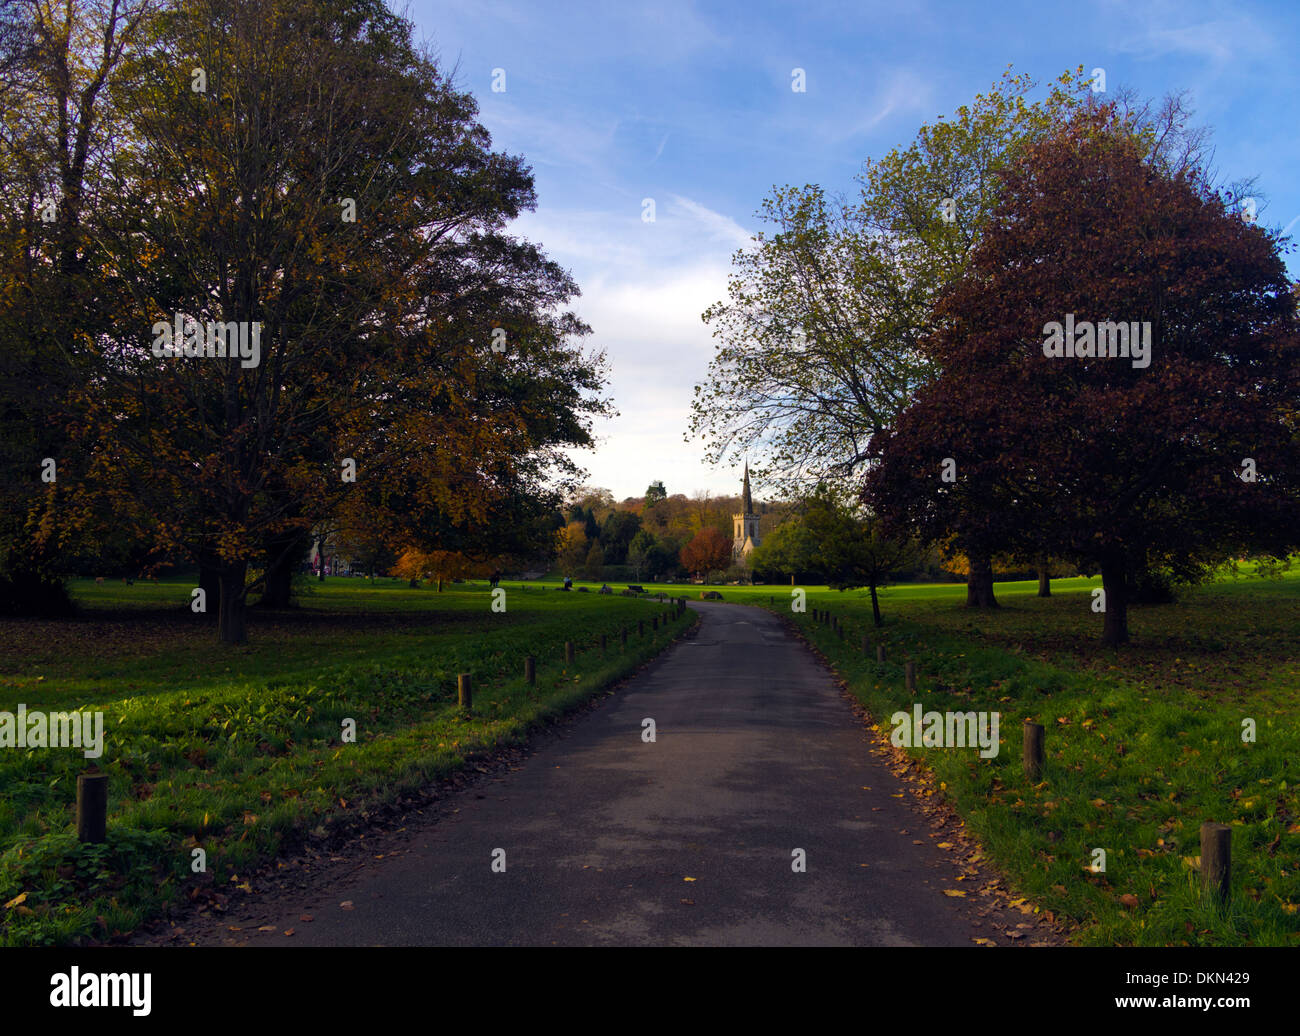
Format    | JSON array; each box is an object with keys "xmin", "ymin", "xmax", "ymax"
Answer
[{"xmin": 732, "ymin": 462, "xmax": 761, "ymax": 559}]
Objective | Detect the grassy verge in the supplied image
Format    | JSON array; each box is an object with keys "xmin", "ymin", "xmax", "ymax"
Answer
[
  {"xmin": 0, "ymin": 579, "xmax": 692, "ymax": 946},
  {"xmin": 750, "ymin": 572, "xmax": 1299, "ymax": 946}
]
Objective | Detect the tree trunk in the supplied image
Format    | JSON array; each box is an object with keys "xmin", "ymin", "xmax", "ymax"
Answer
[
  {"xmin": 966, "ymin": 554, "xmax": 999, "ymax": 608},
  {"xmin": 1037, "ymin": 559, "xmax": 1051, "ymax": 597},
  {"xmin": 870, "ymin": 582, "xmax": 883, "ymax": 627},
  {"xmin": 1100, "ymin": 555, "xmax": 1129, "ymax": 647},
  {"xmin": 218, "ymin": 561, "xmax": 249, "ymax": 645},
  {"xmin": 198, "ymin": 557, "xmax": 221, "ymax": 622},
  {"xmin": 260, "ymin": 528, "xmax": 311, "ymax": 608},
  {"xmin": 261, "ymin": 553, "xmax": 293, "ymax": 610}
]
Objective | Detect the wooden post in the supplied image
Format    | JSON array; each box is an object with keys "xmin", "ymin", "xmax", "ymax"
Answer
[
  {"xmin": 524, "ymin": 656, "xmax": 535, "ymax": 685},
  {"xmin": 458, "ymin": 673, "xmax": 473, "ymax": 712},
  {"xmin": 1201, "ymin": 823, "xmax": 1231, "ymax": 902},
  {"xmin": 638, "ymin": 620, "xmax": 644, "ymax": 636},
  {"xmin": 876, "ymin": 645, "xmax": 885, "ymax": 663},
  {"xmin": 565, "ymin": 641, "xmax": 575, "ymax": 665},
  {"xmin": 1023, "ymin": 721, "xmax": 1045, "ymax": 780},
  {"xmin": 652, "ymin": 616, "xmax": 658, "ymax": 631},
  {"xmin": 905, "ymin": 661, "xmax": 915, "ymax": 693},
  {"xmin": 76, "ymin": 771, "xmax": 108, "ymax": 843},
  {"xmin": 621, "ymin": 628, "xmax": 628, "ymax": 651}
]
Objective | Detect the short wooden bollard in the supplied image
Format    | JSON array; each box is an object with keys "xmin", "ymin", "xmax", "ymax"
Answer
[
  {"xmin": 876, "ymin": 645, "xmax": 885, "ymax": 663},
  {"xmin": 1201, "ymin": 822, "xmax": 1231, "ymax": 902},
  {"xmin": 1023, "ymin": 721, "xmax": 1045, "ymax": 780},
  {"xmin": 905, "ymin": 661, "xmax": 915, "ymax": 693},
  {"xmin": 565, "ymin": 641, "xmax": 575, "ymax": 665},
  {"xmin": 812, "ymin": 608, "xmax": 818, "ymax": 621},
  {"xmin": 638, "ymin": 620, "xmax": 644, "ymax": 636},
  {"xmin": 76, "ymin": 771, "xmax": 109, "ymax": 844},
  {"xmin": 524, "ymin": 655, "xmax": 535, "ymax": 685},
  {"xmin": 621, "ymin": 628, "xmax": 628, "ymax": 650},
  {"xmin": 653, "ymin": 616, "xmax": 659, "ymax": 631},
  {"xmin": 458, "ymin": 672, "xmax": 473, "ymax": 712}
]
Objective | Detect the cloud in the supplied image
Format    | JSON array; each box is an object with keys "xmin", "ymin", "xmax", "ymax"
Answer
[
  {"xmin": 668, "ymin": 195, "xmax": 754, "ymax": 250},
  {"xmin": 509, "ymin": 198, "xmax": 745, "ymax": 496}
]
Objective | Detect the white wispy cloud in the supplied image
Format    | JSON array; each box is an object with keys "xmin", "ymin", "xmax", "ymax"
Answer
[{"xmin": 669, "ymin": 195, "xmax": 754, "ymax": 251}]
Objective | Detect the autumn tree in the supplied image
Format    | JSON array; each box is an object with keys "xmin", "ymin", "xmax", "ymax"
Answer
[
  {"xmin": 866, "ymin": 107, "xmax": 1300, "ymax": 646},
  {"xmin": 56, "ymin": 0, "xmax": 606, "ymax": 642},
  {"xmin": 556, "ymin": 522, "xmax": 588, "ymax": 574},
  {"xmin": 692, "ymin": 68, "xmax": 1213, "ymax": 608},
  {"xmin": 679, "ymin": 526, "xmax": 732, "ymax": 584}
]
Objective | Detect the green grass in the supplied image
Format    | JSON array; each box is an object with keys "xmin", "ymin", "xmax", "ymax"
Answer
[
  {"xmin": 4, "ymin": 568, "xmax": 1294, "ymax": 946},
  {"xmin": 0, "ymin": 577, "xmax": 692, "ymax": 945}
]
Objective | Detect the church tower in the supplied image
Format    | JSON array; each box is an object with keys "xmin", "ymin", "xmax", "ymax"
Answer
[{"xmin": 732, "ymin": 462, "xmax": 761, "ymax": 558}]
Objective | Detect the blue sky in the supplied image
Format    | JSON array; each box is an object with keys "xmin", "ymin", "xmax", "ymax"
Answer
[{"xmin": 411, "ymin": 0, "xmax": 1300, "ymax": 501}]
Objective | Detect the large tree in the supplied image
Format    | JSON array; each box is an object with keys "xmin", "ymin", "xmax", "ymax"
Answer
[
  {"xmin": 866, "ymin": 107, "xmax": 1300, "ymax": 646},
  {"xmin": 53, "ymin": 0, "xmax": 607, "ymax": 642},
  {"xmin": 691, "ymin": 68, "xmax": 1213, "ymax": 608}
]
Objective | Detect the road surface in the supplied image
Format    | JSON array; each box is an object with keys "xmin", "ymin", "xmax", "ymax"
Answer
[{"xmin": 186, "ymin": 601, "xmax": 1052, "ymax": 946}]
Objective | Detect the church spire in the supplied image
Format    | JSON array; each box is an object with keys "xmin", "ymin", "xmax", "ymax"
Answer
[{"xmin": 742, "ymin": 461, "xmax": 753, "ymax": 515}]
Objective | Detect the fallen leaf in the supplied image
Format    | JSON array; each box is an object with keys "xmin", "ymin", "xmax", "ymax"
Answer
[
  {"xmin": 1119, "ymin": 894, "xmax": 1139, "ymax": 909},
  {"xmin": 4, "ymin": 892, "xmax": 27, "ymax": 910},
  {"xmin": 943, "ymin": 889, "xmax": 966, "ymax": 897},
  {"xmin": 340, "ymin": 901, "xmax": 354, "ymax": 910}
]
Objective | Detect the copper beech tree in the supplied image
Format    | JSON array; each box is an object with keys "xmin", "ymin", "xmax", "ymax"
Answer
[
  {"xmin": 679, "ymin": 526, "xmax": 732, "ymax": 585},
  {"xmin": 866, "ymin": 108, "xmax": 1300, "ymax": 646}
]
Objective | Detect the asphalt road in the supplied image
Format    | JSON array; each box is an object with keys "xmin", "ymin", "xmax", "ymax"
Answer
[{"xmin": 217, "ymin": 601, "xmax": 1044, "ymax": 946}]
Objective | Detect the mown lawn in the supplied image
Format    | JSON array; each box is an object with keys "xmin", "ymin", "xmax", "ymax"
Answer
[
  {"xmin": 0, "ymin": 577, "xmax": 691, "ymax": 946},
  {"xmin": 706, "ymin": 568, "xmax": 1296, "ymax": 946}
]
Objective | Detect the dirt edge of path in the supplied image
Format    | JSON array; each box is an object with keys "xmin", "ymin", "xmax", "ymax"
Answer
[{"xmin": 771, "ymin": 606, "xmax": 1073, "ymax": 947}]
